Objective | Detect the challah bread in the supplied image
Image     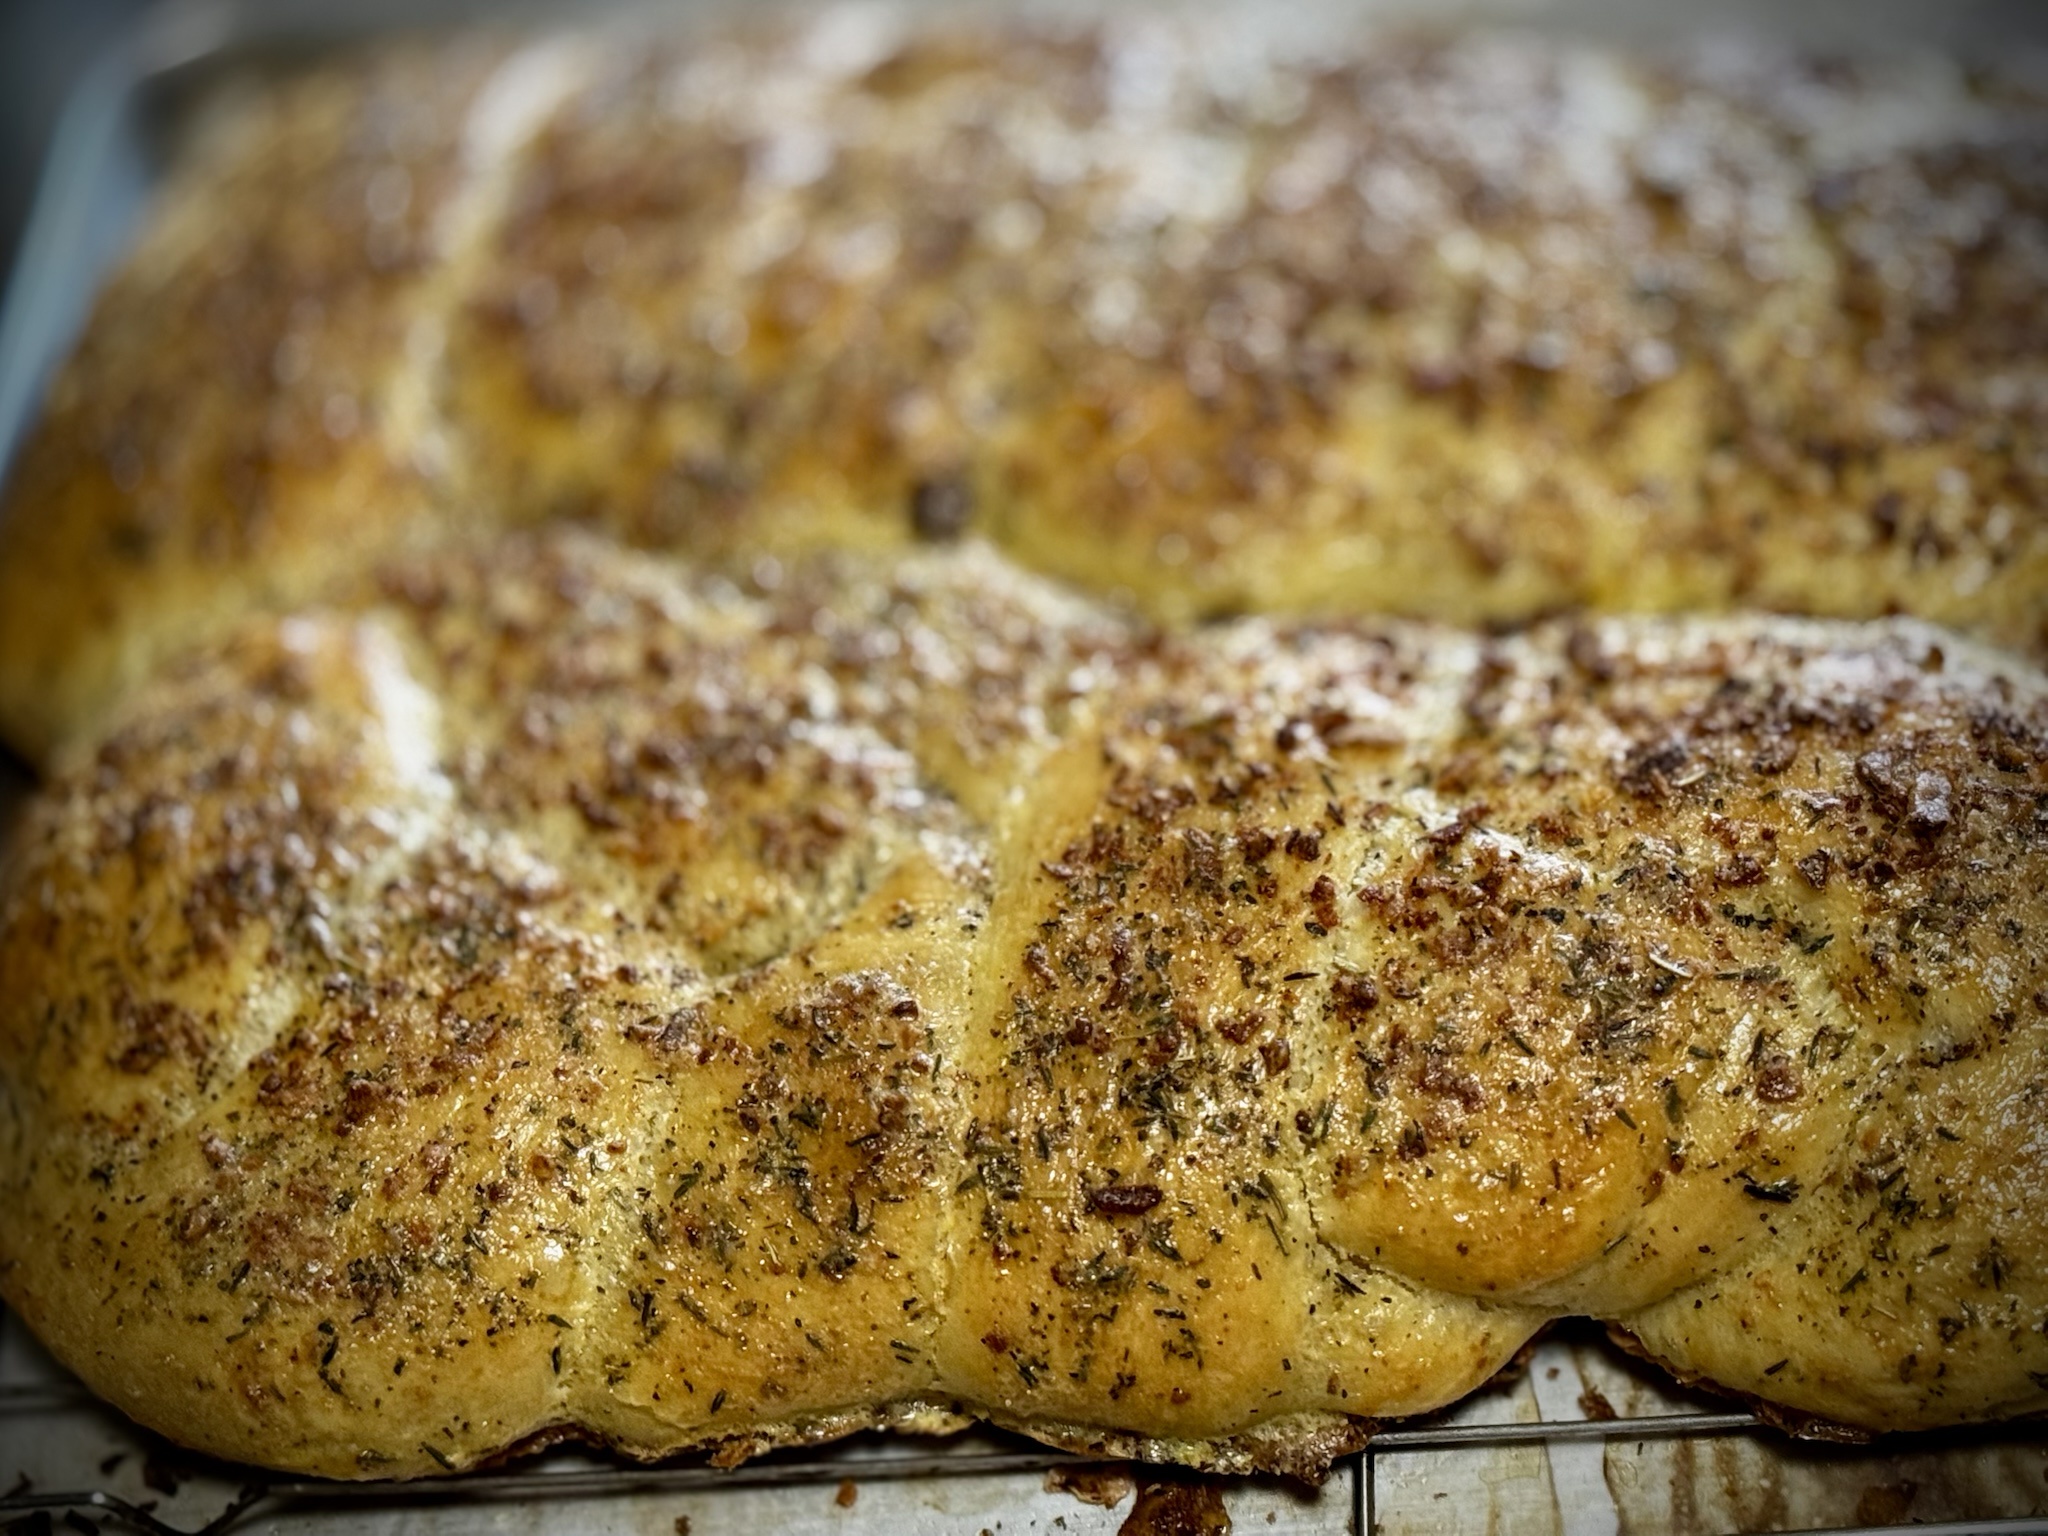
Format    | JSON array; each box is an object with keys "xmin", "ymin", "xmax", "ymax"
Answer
[
  {"xmin": 2, "ymin": 11, "xmax": 2045, "ymax": 762},
  {"xmin": 2, "ymin": 528, "xmax": 2044, "ymax": 1478},
  {"xmin": 0, "ymin": 37, "xmax": 517, "ymax": 764}
]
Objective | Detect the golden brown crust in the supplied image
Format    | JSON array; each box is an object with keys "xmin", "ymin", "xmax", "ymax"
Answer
[
  {"xmin": 2, "ymin": 529, "xmax": 2045, "ymax": 1478},
  {"xmin": 0, "ymin": 39, "xmax": 521, "ymax": 761},
  {"xmin": 1, "ymin": 16, "xmax": 2045, "ymax": 761}
]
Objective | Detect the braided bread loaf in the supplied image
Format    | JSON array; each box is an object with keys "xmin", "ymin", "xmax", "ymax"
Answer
[
  {"xmin": 0, "ymin": 11, "xmax": 2043, "ymax": 762},
  {"xmin": 1, "ymin": 6, "xmax": 2047, "ymax": 1484},
  {"xmin": 2, "ymin": 529, "xmax": 2046, "ymax": 1477}
]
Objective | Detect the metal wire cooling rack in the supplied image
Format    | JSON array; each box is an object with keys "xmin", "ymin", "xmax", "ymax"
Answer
[{"xmin": 5, "ymin": 1305, "xmax": 2047, "ymax": 1536}]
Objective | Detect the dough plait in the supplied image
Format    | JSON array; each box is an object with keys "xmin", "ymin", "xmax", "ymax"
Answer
[
  {"xmin": 2, "ymin": 529, "xmax": 2045, "ymax": 1478},
  {"xmin": 0, "ymin": 9, "xmax": 2044, "ymax": 761}
]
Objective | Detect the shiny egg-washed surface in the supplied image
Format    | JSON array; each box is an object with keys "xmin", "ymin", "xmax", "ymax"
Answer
[
  {"xmin": 1, "ymin": 10, "xmax": 2046, "ymax": 760},
  {"xmin": 2, "ymin": 529, "xmax": 2046, "ymax": 1478}
]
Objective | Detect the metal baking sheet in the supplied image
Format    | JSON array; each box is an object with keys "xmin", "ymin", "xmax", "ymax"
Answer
[{"xmin": 3, "ymin": 2, "xmax": 2048, "ymax": 1532}]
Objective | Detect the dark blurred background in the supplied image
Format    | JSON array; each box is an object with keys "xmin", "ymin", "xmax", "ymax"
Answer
[{"xmin": 0, "ymin": 0, "xmax": 151, "ymax": 291}]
